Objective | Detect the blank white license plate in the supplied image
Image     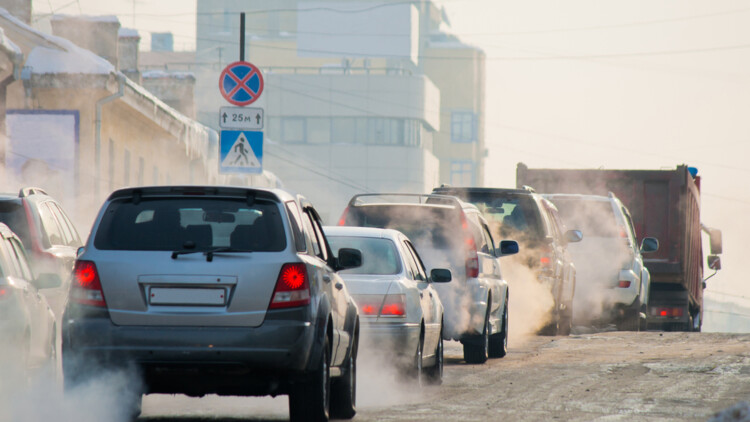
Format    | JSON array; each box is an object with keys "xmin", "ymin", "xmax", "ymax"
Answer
[{"xmin": 149, "ymin": 288, "xmax": 226, "ymax": 306}]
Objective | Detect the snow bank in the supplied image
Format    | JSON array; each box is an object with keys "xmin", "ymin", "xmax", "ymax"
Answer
[
  {"xmin": 118, "ymin": 28, "xmax": 140, "ymax": 38},
  {"xmin": 142, "ymin": 70, "xmax": 195, "ymax": 80},
  {"xmin": 0, "ymin": 27, "xmax": 22, "ymax": 62}
]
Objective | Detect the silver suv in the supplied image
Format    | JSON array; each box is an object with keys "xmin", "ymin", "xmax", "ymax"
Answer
[
  {"xmin": 545, "ymin": 193, "xmax": 658, "ymax": 330},
  {"xmin": 62, "ymin": 186, "xmax": 362, "ymax": 422},
  {"xmin": 338, "ymin": 193, "xmax": 518, "ymax": 364}
]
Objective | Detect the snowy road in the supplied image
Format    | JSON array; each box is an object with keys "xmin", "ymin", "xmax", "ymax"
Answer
[{"xmin": 137, "ymin": 332, "xmax": 750, "ymax": 421}]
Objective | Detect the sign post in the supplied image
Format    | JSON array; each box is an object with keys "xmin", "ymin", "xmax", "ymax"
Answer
[{"xmin": 218, "ymin": 13, "xmax": 265, "ymax": 175}]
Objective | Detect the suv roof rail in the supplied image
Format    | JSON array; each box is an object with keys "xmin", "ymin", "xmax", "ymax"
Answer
[
  {"xmin": 349, "ymin": 193, "xmax": 462, "ymax": 208},
  {"xmin": 607, "ymin": 191, "xmax": 616, "ymax": 199},
  {"xmin": 521, "ymin": 185, "xmax": 536, "ymax": 193},
  {"xmin": 19, "ymin": 187, "xmax": 48, "ymax": 198}
]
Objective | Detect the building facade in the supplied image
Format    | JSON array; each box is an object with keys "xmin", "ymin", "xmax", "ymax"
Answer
[{"xmin": 188, "ymin": 0, "xmax": 485, "ymax": 219}]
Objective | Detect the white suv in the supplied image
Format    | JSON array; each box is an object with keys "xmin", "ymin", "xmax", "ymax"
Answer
[{"xmin": 544, "ymin": 193, "xmax": 658, "ymax": 330}]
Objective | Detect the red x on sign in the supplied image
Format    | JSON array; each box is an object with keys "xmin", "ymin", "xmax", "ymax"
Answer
[{"xmin": 219, "ymin": 61, "xmax": 264, "ymax": 106}]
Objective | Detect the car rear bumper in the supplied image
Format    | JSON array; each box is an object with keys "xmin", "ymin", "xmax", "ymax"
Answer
[
  {"xmin": 360, "ymin": 320, "xmax": 420, "ymax": 358},
  {"xmin": 62, "ymin": 307, "xmax": 322, "ymax": 395}
]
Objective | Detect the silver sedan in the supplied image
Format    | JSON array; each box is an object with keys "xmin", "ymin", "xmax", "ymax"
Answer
[{"xmin": 324, "ymin": 226, "xmax": 451, "ymax": 385}]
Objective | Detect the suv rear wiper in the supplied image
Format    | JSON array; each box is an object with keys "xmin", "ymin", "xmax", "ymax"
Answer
[
  {"xmin": 204, "ymin": 246, "xmax": 253, "ymax": 262},
  {"xmin": 171, "ymin": 249, "xmax": 202, "ymax": 259}
]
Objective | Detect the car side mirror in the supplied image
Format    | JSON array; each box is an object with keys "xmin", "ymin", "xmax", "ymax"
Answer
[
  {"xmin": 564, "ymin": 230, "xmax": 583, "ymax": 243},
  {"xmin": 707, "ymin": 255, "xmax": 721, "ymax": 270},
  {"xmin": 495, "ymin": 240, "xmax": 519, "ymax": 257},
  {"xmin": 640, "ymin": 237, "xmax": 659, "ymax": 253},
  {"xmin": 336, "ymin": 248, "xmax": 362, "ymax": 271},
  {"xmin": 430, "ymin": 268, "xmax": 452, "ymax": 283},
  {"xmin": 34, "ymin": 273, "xmax": 62, "ymax": 290},
  {"xmin": 77, "ymin": 247, "xmax": 85, "ymax": 258}
]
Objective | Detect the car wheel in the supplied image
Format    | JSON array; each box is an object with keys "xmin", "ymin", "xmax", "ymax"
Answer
[
  {"xmin": 463, "ymin": 308, "xmax": 489, "ymax": 364},
  {"xmin": 330, "ymin": 334, "xmax": 357, "ymax": 419},
  {"xmin": 617, "ymin": 311, "xmax": 641, "ymax": 331},
  {"xmin": 489, "ymin": 299, "xmax": 508, "ymax": 358},
  {"xmin": 425, "ymin": 326, "xmax": 444, "ymax": 385},
  {"xmin": 289, "ymin": 336, "xmax": 330, "ymax": 422},
  {"xmin": 558, "ymin": 308, "xmax": 572, "ymax": 336}
]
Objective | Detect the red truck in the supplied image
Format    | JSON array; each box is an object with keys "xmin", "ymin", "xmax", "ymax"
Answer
[{"xmin": 516, "ymin": 163, "xmax": 722, "ymax": 331}]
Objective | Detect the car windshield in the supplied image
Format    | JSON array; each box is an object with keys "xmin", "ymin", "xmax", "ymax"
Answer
[
  {"xmin": 0, "ymin": 202, "xmax": 31, "ymax": 250},
  {"xmin": 550, "ymin": 199, "xmax": 620, "ymax": 238},
  {"xmin": 94, "ymin": 197, "xmax": 286, "ymax": 252},
  {"xmin": 328, "ymin": 236, "xmax": 401, "ymax": 275}
]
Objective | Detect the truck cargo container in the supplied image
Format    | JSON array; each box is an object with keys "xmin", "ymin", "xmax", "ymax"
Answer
[{"xmin": 516, "ymin": 163, "xmax": 722, "ymax": 331}]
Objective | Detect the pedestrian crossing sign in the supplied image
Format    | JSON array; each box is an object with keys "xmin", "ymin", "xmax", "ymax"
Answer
[{"xmin": 219, "ymin": 130, "xmax": 263, "ymax": 174}]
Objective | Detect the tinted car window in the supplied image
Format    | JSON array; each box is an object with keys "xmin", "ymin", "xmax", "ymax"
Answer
[
  {"xmin": 348, "ymin": 205, "xmax": 463, "ymax": 252},
  {"xmin": 9, "ymin": 237, "xmax": 33, "ymax": 280},
  {"xmin": 328, "ymin": 236, "xmax": 400, "ymax": 275},
  {"xmin": 94, "ymin": 198, "xmax": 286, "ymax": 252},
  {"xmin": 465, "ymin": 195, "xmax": 545, "ymax": 242},
  {"xmin": 285, "ymin": 201, "xmax": 307, "ymax": 252},
  {"xmin": 38, "ymin": 202, "xmax": 65, "ymax": 247},
  {"xmin": 403, "ymin": 240, "xmax": 428, "ymax": 281},
  {"xmin": 50, "ymin": 202, "xmax": 81, "ymax": 246},
  {"xmin": 551, "ymin": 199, "xmax": 619, "ymax": 237},
  {"xmin": 0, "ymin": 202, "xmax": 31, "ymax": 250}
]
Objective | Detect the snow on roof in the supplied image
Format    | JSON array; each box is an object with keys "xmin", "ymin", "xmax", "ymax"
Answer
[
  {"xmin": 142, "ymin": 69, "xmax": 195, "ymax": 80},
  {"xmin": 50, "ymin": 14, "xmax": 120, "ymax": 23},
  {"xmin": 26, "ymin": 36, "xmax": 115, "ymax": 75},
  {"xmin": 119, "ymin": 27, "xmax": 140, "ymax": 38},
  {"xmin": 0, "ymin": 27, "xmax": 22, "ymax": 62}
]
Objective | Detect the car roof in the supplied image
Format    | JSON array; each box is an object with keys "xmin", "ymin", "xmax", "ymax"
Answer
[
  {"xmin": 106, "ymin": 185, "xmax": 299, "ymax": 204},
  {"xmin": 323, "ymin": 226, "xmax": 403, "ymax": 241},
  {"xmin": 544, "ymin": 193, "xmax": 619, "ymax": 203},
  {"xmin": 433, "ymin": 186, "xmax": 536, "ymax": 196},
  {"xmin": 347, "ymin": 192, "xmax": 478, "ymax": 213}
]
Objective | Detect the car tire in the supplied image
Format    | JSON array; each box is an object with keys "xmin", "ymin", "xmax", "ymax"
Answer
[
  {"xmin": 330, "ymin": 334, "xmax": 357, "ymax": 419},
  {"xmin": 425, "ymin": 326, "xmax": 444, "ymax": 385},
  {"xmin": 617, "ymin": 311, "xmax": 641, "ymax": 331},
  {"xmin": 463, "ymin": 308, "xmax": 490, "ymax": 364},
  {"xmin": 558, "ymin": 309, "xmax": 572, "ymax": 336},
  {"xmin": 489, "ymin": 299, "xmax": 508, "ymax": 358},
  {"xmin": 289, "ymin": 337, "xmax": 331, "ymax": 422}
]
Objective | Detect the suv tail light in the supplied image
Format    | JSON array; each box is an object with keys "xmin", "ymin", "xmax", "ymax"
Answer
[
  {"xmin": 269, "ymin": 263, "xmax": 311, "ymax": 309},
  {"xmin": 337, "ymin": 207, "xmax": 349, "ymax": 226},
  {"xmin": 380, "ymin": 294, "xmax": 406, "ymax": 317},
  {"xmin": 617, "ymin": 280, "xmax": 631, "ymax": 288},
  {"xmin": 460, "ymin": 212, "xmax": 479, "ymax": 278},
  {"xmin": 539, "ymin": 245, "xmax": 553, "ymax": 271},
  {"xmin": 0, "ymin": 286, "xmax": 12, "ymax": 299},
  {"xmin": 71, "ymin": 260, "xmax": 106, "ymax": 307}
]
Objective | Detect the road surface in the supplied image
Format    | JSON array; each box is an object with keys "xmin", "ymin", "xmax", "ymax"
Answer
[{"xmin": 136, "ymin": 331, "xmax": 750, "ymax": 421}]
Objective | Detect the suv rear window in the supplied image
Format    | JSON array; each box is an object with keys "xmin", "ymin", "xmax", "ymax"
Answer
[
  {"xmin": 464, "ymin": 195, "xmax": 545, "ymax": 242},
  {"xmin": 346, "ymin": 205, "xmax": 463, "ymax": 251},
  {"xmin": 0, "ymin": 202, "xmax": 31, "ymax": 250},
  {"xmin": 551, "ymin": 199, "xmax": 619, "ymax": 237},
  {"xmin": 94, "ymin": 198, "xmax": 286, "ymax": 252}
]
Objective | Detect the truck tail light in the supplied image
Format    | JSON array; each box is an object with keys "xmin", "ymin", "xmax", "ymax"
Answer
[
  {"xmin": 71, "ymin": 260, "xmax": 106, "ymax": 307},
  {"xmin": 651, "ymin": 307, "xmax": 684, "ymax": 318},
  {"xmin": 617, "ymin": 280, "xmax": 631, "ymax": 288},
  {"xmin": 380, "ymin": 294, "xmax": 406, "ymax": 317},
  {"xmin": 269, "ymin": 263, "xmax": 311, "ymax": 309}
]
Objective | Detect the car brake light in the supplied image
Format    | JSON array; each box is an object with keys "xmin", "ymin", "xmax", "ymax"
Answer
[
  {"xmin": 269, "ymin": 263, "xmax": 311, "ymax": 309},
  {"xmin": 380, "ymin": 294, "xmax": 406, "ymax": 317},
  {"xmin": 337, "ymin": 207, "xmax": 349, "ymax": 226},
  {"xmin": 617, "ymin": 280, "xmax": 631, "ymax": 288},
  {"xmin": 71, "ymin": 260, "xmax": 106, "ymax": 307},
  {"xmin": 460, "ymin": 212, "xmax": 479, "ymax": 278},
  {"xmin": 0, "ymin": 287, "xmax": 12, "ymax": 299}
]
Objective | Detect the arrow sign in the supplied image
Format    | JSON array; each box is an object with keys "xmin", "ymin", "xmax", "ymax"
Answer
[{"xmin": 219, "ymin": 106, "xmax": 264, "ymax": 130}]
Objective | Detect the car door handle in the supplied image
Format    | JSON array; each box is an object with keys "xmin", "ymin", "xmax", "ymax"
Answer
[
  {"xmin": 419, "ymin": 292, "xmax": 424, "ymax": 298},
  {"xmin": 335, "ymin": 282, "xmax": 344, "ymax": 290},
  {"xmin": 323, "ymin": 275, "xmax": 331, "ymax": 283}
]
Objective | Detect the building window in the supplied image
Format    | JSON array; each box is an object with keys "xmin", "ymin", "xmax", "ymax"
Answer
[
  {"xmin": 282, "ymin": 118, "xmax": 306, "ymax": 143},
  {"xmin": 451, "ymin": 111, "xmax": 477, "ymax": 143},
  {"xmin": 450, "ymin": 160, "xmax": 475, "ymax": 186},
  {"xmin": 137, "ymin": 157, "xmax": 144, "ymax": 186},
  {"xmin": 307, "ymin": 118, "xmax": 331, "ymax": 144},
  {"xmin": 123, "ymin": 149, "xmax": 131, "ymax": 186},
  {"xmin": 108, "ymin": 139, "xmax": 115, "ymax": 191}
]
